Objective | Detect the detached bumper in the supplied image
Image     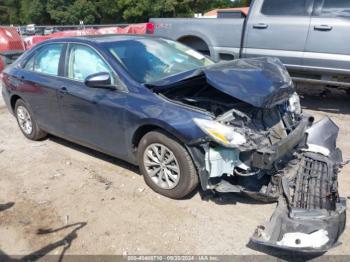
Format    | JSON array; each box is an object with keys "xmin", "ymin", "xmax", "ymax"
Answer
[
  {"xmin": 251, "ymin": 198, "xmax": 346, "ymax": 253},
  {"xmin": 251, "ymin": 117, "xmax": 347, "ymax": 253}
]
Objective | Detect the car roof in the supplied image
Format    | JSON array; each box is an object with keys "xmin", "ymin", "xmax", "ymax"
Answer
[{"xmin": 43, "ymin": 34, "xmax": 157, "ymax": 45}]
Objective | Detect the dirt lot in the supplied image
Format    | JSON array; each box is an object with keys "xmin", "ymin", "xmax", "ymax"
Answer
[{"xmin": 0, "ymin": 88, "xmax": 349, "ymax": 258}]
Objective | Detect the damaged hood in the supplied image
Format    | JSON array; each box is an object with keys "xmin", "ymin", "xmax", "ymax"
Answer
[
  {"xmin": 204, "ymin": 57, "xmax": 294, "ymax": 108},
  {"xmin": 149, "ymin": 57, "xmax": 295, "ymax": 108}
]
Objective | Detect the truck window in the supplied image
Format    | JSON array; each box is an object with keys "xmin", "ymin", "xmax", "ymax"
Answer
[
  {"xmin": 261, "ymin": 0, "xmax": 308, "ymax": 16},
  {"xmin": 318, "ymin": 0, "xmax": 350, "ymax": 18}
]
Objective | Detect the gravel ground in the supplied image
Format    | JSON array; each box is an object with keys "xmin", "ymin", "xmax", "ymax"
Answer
[{"xmin": 0, "ymin": 88, "xmax": 349, "ymax": 259}]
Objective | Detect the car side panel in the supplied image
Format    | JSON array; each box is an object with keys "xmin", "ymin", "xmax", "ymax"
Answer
[
  {"xmin": 3, "ymin": 68, "xmax": 64, "ymax": 133},
  {"xmin": 123, "ymin": 89, "xmax": 210, "ymax": 164},
  {"xmin": 58, "ymin": 78, "xmax": 128, "ymax": 159},
  {"xmin": 3, "ymin": 39, "xmax": 211, "ymax": 167}
]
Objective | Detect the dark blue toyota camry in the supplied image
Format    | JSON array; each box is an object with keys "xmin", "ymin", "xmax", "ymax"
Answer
[{"xmin": 1, "ymin": 35, "xmax": 347, "ymax": 252}]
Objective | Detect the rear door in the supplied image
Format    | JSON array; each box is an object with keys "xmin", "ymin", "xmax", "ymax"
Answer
[
  {"xmin": 17, "ymin": 43, "xmax": 66, "ymax": 133},
  {"xmin": 243, "ymin": 0, "xmax": 313, "ymax": 68},
  {"xmin": 303, "ymin": 0, "xmax": 350, "ymax": 76}
]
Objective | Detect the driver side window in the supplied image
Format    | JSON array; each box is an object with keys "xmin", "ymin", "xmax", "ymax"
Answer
[{"xmin": 67, "ymin": 44, "xmax": 114, "ymax": 84}]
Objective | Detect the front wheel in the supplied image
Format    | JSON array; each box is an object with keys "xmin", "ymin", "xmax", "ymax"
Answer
[{"xmin": 138, "ymin": 130, "xmax": 198, "ymax": 199}]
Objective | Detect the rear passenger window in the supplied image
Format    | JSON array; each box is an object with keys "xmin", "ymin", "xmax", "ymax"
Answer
[
  {"xmin": 319, "ymin": 0, "xmax": 350, "ymax": 18},
  {"xmin": 24, "ymin": 44, "xmax": 63, "ymax": 76},
  {"xmin": 261, "ymin": 0, "xmax": 308, "ymax": 16}
]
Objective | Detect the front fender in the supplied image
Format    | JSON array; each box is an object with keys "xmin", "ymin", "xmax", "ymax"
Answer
[{"xmin": 133, "ymin": 118, "xmax": 198, "ymax": 145}]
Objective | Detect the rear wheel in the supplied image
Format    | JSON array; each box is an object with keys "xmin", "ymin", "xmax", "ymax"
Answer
[
  {"xmin": 15, "ymin": 99, "xmax": 47, "ymax": 141},
  {"xmin": 138, "ymin": 130, "xmax": 198, "ymax": 199}
]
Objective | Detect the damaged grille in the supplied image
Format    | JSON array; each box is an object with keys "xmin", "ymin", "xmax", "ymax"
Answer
[{"xmin": 291, "ymin": 153, "xmax": 338, "ymax": 211}]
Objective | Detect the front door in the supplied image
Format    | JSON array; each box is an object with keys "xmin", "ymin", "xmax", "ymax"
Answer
[
  {"xmin": 243, "ymin": 0, "xmax": 313, "ymax": 69},
  {"xmin": 58, "ymin": 43, "xmax": 128, "ymax": 158}
]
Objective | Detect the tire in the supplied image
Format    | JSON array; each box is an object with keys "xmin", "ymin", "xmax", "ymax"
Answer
[
  {"xmin": 15, "ymin": 99, "xmax": 47, "ymax": 141},
  {"xmin": 138, "ymin": 130, "xmax": 198, "ymax": 199}
]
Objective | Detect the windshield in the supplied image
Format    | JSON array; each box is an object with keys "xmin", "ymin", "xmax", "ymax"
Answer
[{"xmin": 105, "ymin": 38, "xmax": 214, "ymax": 83}]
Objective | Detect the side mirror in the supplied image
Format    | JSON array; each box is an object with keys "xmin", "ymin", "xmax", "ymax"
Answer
[{"xmin": 85, "ymin": 72, "xmax": 112, "ymax": 89}]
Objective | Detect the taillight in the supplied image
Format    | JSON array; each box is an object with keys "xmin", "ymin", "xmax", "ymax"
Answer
[{"xmin": 146, "ymin": 22, "xmax": 155, "ymax": 34}]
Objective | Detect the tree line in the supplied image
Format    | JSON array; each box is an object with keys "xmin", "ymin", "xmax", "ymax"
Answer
[{"xmin": 0, "ymin": 0, "xmax": 251, "ymax": 25}]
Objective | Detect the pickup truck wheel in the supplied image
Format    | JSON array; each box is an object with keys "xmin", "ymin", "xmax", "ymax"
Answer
[
  {"xmin": 138, "ymin": 130, "xmax": 198, "ymax": 199},
  {"xmin": 15, "ymin": 99, "xmax": 47, "ymax": 141}
]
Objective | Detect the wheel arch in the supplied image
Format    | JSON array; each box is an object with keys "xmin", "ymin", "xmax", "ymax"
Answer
[
  {"xmin": 132, "ymin": 122, "xmax": 187, "ymax": 150},
  {"xmin": 10, "ymin": 94, "xmax": 22, "ymax": 113},
  {"xmin": 177, "ymin": 35, "xmax": 212, "ymax": 57}
]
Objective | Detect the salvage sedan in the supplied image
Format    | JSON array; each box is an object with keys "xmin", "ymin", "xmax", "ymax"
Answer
[{"xmin": 1, "ymin": 35, "xmax": 347, "ymax": 253}]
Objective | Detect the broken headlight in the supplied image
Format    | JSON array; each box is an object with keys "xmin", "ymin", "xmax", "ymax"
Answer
[
  {"xmin": 288, "ymin": 92, "xmax": 302, "ymax": 115},
  {"xmin": 194, "ymin": 118, "xmax": 246, "ymax": 147}
]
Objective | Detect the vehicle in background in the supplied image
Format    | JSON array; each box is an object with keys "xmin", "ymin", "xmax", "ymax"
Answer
[
  {"xmin": 0, "ymin": 27, "xmax": 25, "ymax": 72},
  {"xmin": 22, "ymin": 23, "xmax": 154, "ymax": 50},
  {"xmin": 151, "ymin": 0, "xmax": 350, "ymax": 91},
  {"xmin": 16, "ymin": 27, "xmax": 26, "ymax": 36},
  {"xmin": 0, "ymin": 23, "xmax": 155, "ymax": 73},
  {"xmin": 43, "ymin": 27, "xmax": 60, "ymax": 35},
  {"xmin": 25, "ymin": 24, "xmax": 36, "ymax": 35},
  {"xmin": 1, "ymin": 35, "xmax": 347, "ymax": 253},
  {"xmin": 43, "ymin": 27, "xmax": 54, "ymax": 35}
]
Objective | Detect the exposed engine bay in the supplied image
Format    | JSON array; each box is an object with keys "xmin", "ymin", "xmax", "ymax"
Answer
[{"xmin": 149, "ymin": 58, "xmax": 348, "ymax": 253}]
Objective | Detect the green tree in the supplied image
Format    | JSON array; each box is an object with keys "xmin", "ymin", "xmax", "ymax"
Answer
[
  {"xmin": 0, "ymin": 0, "xmax": 253, "ymax": 25},
  {"xmin": 47, "ymin": 0, "xmax": 99, "ymax": 24},
  {"xmin": 19, "ymin": 0, "xmax": 50, "ymax": 24},
  {"xmin": 69, "ymin": 0, "xmax": 100, "ymax": 24},
  {"xmin": 113, "ymin": 0, "xmax": 248, "ymax": 22},
  {"xmin": 2, "ymin": 0, "xmax": 21, "ymax": 24},
  {"xmin": 0, "ymin": 0, "xmax": 9, "ymax": 24},
  {"xmin": 103, "ymin": 0, "xmax": 212, "ymax": 23},
  {"xmin": 96, "ymin": 0, "xmax": 122, "ymax": 23}
]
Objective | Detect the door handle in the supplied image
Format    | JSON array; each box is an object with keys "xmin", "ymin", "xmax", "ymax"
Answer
[
  {"xmin": 253, "ymin": 23, "xmax": 268, "ymax": 29},
  {"xmin": 59, "ymin": 87, "xmax": 68, "ymax": 95},
  {"xmin": 314, "ymin": 25, "xmax": 333, "ymax": 31}
]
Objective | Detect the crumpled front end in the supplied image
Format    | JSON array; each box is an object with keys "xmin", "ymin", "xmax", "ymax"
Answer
[
  {"xmin": 188, "ymin": 110, "xmax": 347, "ymax": 253},
  {"xmin": 152, "ymin": 57, "xmax": 347, "ymax": 253},
  {"xmin": 250, "ymin": 117, "xmax": 347, "ymax": 252}
]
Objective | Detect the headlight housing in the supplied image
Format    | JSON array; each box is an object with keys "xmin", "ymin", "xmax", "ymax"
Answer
[
  {"xmin": 288, "ymin": 92, "xmax": 302, "ymax": 115},
  {"xmin": 194, "ymin": 118, "xmax": 246, "ymax": 147}
]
